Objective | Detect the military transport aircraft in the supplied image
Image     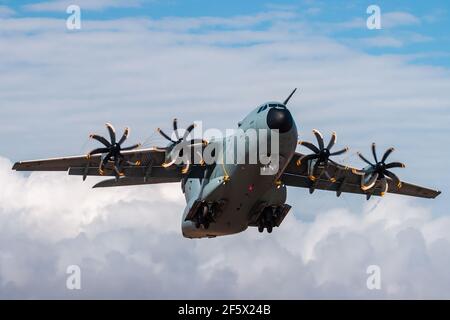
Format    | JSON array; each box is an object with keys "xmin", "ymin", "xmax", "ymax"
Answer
[{"xmin": 12, "ymin": 89, "xmax": 441, "ymax": 238}]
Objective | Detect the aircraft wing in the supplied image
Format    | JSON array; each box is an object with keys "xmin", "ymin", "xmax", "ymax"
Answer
[
  {"xmin": 12, "ymin": 148, "xmax": 203, "ymax": 187},
  {"xmin": 281, "ymin": 152, "xmax": 441, "ymax": 199}
]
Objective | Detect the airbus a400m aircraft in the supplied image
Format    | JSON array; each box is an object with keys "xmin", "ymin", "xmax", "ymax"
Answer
[{"xmin": 13, "ymin": 89, "xmax": 441, "ymax": 238}]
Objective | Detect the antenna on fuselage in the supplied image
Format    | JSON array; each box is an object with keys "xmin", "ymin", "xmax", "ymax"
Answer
[{"xmin": 283, "ymin": 88, "xmax": 297, "ymax": 105}]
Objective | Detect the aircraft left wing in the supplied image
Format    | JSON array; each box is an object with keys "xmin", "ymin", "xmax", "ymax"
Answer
[
  {"xmin": 281, "ymin": 152, "xmax": 441, "ymax": 199},
  {"xmin": 12, "ymin": 148, "xmax": 203, "ymax": 187}
]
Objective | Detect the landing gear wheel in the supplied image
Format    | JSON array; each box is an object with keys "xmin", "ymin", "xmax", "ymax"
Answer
[
  {"xmin": 258, "ymin": 225, "xmax": 264, "ymax": 233},
  {"xmin": 267, "ymin": 225, "xmax": 273, "ymax": 233},
  {"xmin": 193, "ymin": 203, "xmax": 214, "ymax": 229},
  {"xmin": 202, "ymin": 205, "xmax": 209, "ymax": 218}
]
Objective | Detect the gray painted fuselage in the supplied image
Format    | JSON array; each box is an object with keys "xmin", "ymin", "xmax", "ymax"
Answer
[{"xmin": 181, "ymin": 102, "xmax": 298, "ymax": 238}]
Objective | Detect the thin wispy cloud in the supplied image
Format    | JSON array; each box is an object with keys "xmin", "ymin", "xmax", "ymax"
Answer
[
  {"xmin": 22, "ymin": 0, "xmax": 143, "ymax": 12},
  {"xmin": 382, "ymin": 12, "xmax": 421, "ymax": 28},
  {"xmin": 0, "ymin": 5, "xmax": 15, "ymax": 17}
]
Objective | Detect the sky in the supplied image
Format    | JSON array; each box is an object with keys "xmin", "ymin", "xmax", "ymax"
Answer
[{"xmin": 0, "ymin": 0, "xmax": 450, "ymax": 299}]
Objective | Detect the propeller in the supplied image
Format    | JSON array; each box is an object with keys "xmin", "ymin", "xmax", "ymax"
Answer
[
  {"xmin": 87, "ymin": 123, "xmax": 141, "ymax": 178},
  {"xmin": 298, "ymin": 129, "xmax": 348, "ymax": 181},
  {"xmin": 157, "ymin": 119, "xmax": 207, "ymax": 173},
  {"xmin": 357, "ymin": 143, "xmax": 405, "ymax": 195}
]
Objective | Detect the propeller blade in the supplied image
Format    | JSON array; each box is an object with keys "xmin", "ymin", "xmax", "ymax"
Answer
[
  {"xmin": 327, "ymin": 132, "xmax": 337, "ymax": 150},
  {"xmin": 106, "ymin": 123, "xmax": 116, "ymax": 144},
  {"xmin": 118, "ymin": 127, "xmax": 130, "ymax": 146},
  {"xmin": 350, "ymin": 167, "xmax": 366, "ymax": 175},
  {"xmin": 328, "ymin": 158, "xmax": 346, "ymax": 170},
  {"xmin": 157, "ymin": 128, "xmax": 176, "ymax": 143},
  {"xmin": 330, "ymin": 147, "xmax": 349, "ymax": 156},
  {"xmin": 357, "ymin": 152, "xmax": 374, "ymax": 166},
  {"xmin": 189, "ymin": 138, "xmax": 207, "ymax": 146},
  {"xmin": 363, "ymin": 166, "xmax": 377, "ymax": 174},
  {"xmin": 385, "ymin": 162, "xmax": 406, "ymax": 169},
  {"xmin": 90, "ymin": 134, "xmax": 111, "ymax": 147},
  {"xmin": 384, "ymin": 170, "xmax": 402, "ymax": 189},
  {"xmin": 299, "ymin": 141, "xmax": 320, "ymax": 153},
  {"xmin": 312, "ymin": 129, "xmax": 324, "ymax": 150},
  {"xmin": 371, "ymin": 143, "xmax": 378, "ymax": 163},
  {"xmin": 183, "ymin": 124, "xmax": 196, "ymax": 140},
  {"xmin": 113, "ymin": 158, "xmax": 124, "ymax": 178},
  {"xmin": 361, "ymin": 172, "xmax": 378, "ymax": 191},
  {"xmin": 162, "ymin": 158, "xmax": 177, "ymax": 168},
  {"xmin": 323, "ymin": 167, "xmax": 332, "ymax": 180},
  {"xmin": 87, "ymin": 148, "xmax": 109, "ymax": 156},
  {"xmin": 196, "ymin": 150, "xmax": 205, "ymax": 166},
  {"xmin": 297, "ymin": 153, "xmax": 319, "ymax": 166},
  {"xmin": 283, "ymin": 88, "xmax": 297, "ymax": 105},
  {"xmin": 379, "ymin": 177, "xmax": 388, "ymax": 195},
  {"xmin": 121, "ymin": 143, "xmax": 141, "ymax": 151},
  {"xmin": 99, "ymin": 154, "xmax": 111, "ymax": 173},
  {"xmin": 173, "ymin": 118, "xmax": 180, "ymax": 140},
  {"xmin": 381, "ymin": 147, "xmax": 395, "ymax": 163},
  {"xmin": 181, "ymin": 161, "xmax": 191, "ymax": 175},
  {"xmin": 312, "ymin": 158, "xmax": 321, "ymax": 176}
]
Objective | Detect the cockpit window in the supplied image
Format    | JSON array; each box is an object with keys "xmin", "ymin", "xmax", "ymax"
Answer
[
  {"xmin": 269, "ymin": 103, "xmax": 287, "ymax": 109},
  {"xmin": 257, "ymin": 105, "xmax": 268, "ymax": 113},
  {"xmin": 257, "ymin": 103, "xmax": 286, "ymax": 113}
]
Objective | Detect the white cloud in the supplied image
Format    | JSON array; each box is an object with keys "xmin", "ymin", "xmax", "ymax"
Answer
[
  {"xmin": 382, "ymin": 12, "xmax": 421, "ymax": 28},
  {"xmin": 357, "ymin": 33, "xmax": 432, "ymax": 48},
  {"xmin": 360, "ymin": 36, "xmax": 404, "ymax": 48},
  {"xmin": 327, "ymin": 11, "xmax": 420, "ymax": 32},
  {"xmin": 1, "ymin": 157, "xmax": 450, "ymax": 298},
  {"xmin": 23, "ymin": 0, "xmax": 143, "ymax": 12}
]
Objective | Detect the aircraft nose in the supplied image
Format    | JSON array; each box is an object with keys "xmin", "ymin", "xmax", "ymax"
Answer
[{"xmin": 266, "ymin": 108, "xmax": 293, "ymax": 133}]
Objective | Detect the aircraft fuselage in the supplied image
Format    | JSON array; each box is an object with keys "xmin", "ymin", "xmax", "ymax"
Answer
[{"xmin": 181, "ymin": 102, "xmax": 298, "ymax": 238}]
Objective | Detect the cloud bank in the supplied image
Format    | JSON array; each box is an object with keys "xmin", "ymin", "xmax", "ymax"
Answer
[{"xmin": 1, "ymin": 157, "xmax": 450, "ymax": 299}]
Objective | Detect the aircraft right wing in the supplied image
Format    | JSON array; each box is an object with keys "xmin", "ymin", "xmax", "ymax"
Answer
[{"xmin": 281, "ymin": 152, "xmax": 441, "ymax": 199}]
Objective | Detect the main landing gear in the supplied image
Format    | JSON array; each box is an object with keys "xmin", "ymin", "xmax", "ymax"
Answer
[
  {"xmin": 258, "ymin": 206, "xmax": 281, "ymax": 233},
  {"xmin": 194, "ymin": 203, "xmax": 216, "ymax": 230}
]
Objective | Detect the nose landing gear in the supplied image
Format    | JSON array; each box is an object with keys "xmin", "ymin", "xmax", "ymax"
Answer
[{"xmin": 194, "ymin": 203, "xmax": 216, "ymax": 230}]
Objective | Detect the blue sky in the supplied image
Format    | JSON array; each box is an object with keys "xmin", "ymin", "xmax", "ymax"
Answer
[{"xmin": 3, "ymin": 0, "xmax": 450, "ymax": 66}]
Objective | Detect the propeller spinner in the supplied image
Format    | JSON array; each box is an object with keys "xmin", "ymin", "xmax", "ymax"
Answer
[
  {"xmin": 157, "ymin": 119, "xmax": 207, "ymax": 173},
  {"xmin": 298, "ymin": 129, "xmax": 348, "ymax": 180},
  {"xmin": 357, "ymin": 143, "xmax": 405, "ymax": 195},
  {"xmin": 87, "ymin": 123, "xmax": 141, "ymax": 177}
]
